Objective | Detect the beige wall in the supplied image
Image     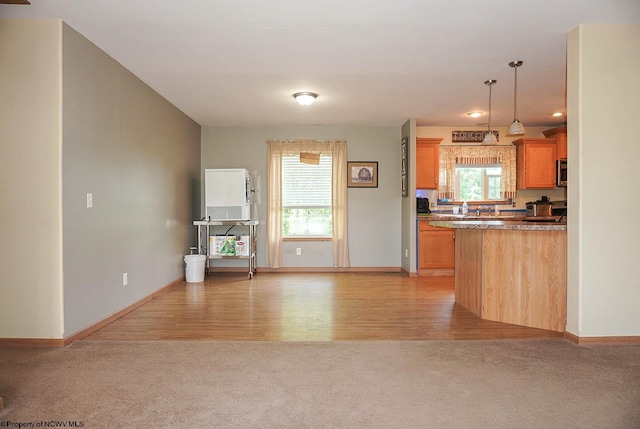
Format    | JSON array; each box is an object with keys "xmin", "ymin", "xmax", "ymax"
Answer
[
  {"xmin": 201, "ymin": 125, "xmax": 401, "ymax": 269},
  {"xmin": 566, "ymin": 24, "xmax": 640, "ymax": 337},
  {"xmin": 400, "ymin": 119, "xmax": 416, "ymax": 274},
  {"xmin": 60, "ymin": 23, "xmax": 201, "ymax": 336},
  {"xmin": 0, "ymin": 19, "xmax": 201, "ymax": 339},
  {"xmin": 0, "ymin": 19, "xmax": 64, "ymax": 338}
]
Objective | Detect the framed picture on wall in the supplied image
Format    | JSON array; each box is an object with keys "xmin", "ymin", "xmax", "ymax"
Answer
[
  {"xmin": 347, "ymin": 161, "xmax": 378, "ymax": 188},
  {"xmin": 401, "ymin": 137, "xmax": 408, "ymax": 197}
]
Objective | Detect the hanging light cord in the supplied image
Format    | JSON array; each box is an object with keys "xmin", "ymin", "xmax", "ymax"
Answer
[
  {"xmin": 485, "ymin": 79, "xmax": 495, "ymax": 135},
  {"xmin": 513, "ymin": 64, "xmax": 519, "ymax": 120},
  {"xmin": 488, "ymin": 83, "xmax": 492, "ymax": 132}
]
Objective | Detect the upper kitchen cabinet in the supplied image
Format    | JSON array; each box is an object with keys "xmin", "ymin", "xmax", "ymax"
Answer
[
  {"xmin": 513, "ymin": 138, "xmax": 557, "ymax": 189},
  {"xmin": 543, "ymin": 126, "xmax": 567, "ymax": 160},
  {"xmin": 416, "ymin": 138, "xmax": 442, "ymax": 189}
]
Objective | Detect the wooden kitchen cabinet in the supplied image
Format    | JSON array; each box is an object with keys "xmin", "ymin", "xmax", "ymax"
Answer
[
  {"xmin": 418, "ymin": 220, "xmax": 455, "ymax": 276},
  {"xmin": 514, "ymin": 138, "xmax": 557, "ymax": 189},
  {"xmin": 543, "ymin": 126, "xmax": 567, "ymax": 160},
  {"xmin": 416, "ymin": 138, "xmax": 442, "ymax": 189}
]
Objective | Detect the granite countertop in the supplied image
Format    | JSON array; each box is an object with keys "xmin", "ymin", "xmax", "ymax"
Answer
[
  {"xmin": 427, "ymin": 219, "xmax": 567, "ymax": 231},
  {"xmin": 417, "ymin": 213, "xmax": 522, "ymax": 221},
  {"xmin": 418, "ymin": 213, "xmax": 567, "ymax": 230}
]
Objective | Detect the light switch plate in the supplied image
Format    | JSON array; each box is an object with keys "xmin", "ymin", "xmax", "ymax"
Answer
[{"xmin": 86, "ymin": 193, "xmax": 93, "ymax": 208}]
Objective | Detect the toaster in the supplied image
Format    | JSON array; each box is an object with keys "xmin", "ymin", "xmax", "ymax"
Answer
[{"xmin": 526, "ymin": 202, "xmax": 552, "ymax": 217}]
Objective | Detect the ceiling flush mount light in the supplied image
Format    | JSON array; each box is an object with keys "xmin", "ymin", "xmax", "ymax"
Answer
[
  {"xmin": 552, "ymin": 112, "xmax": 563, "ymax": 117},
  {"xmin": 467, "ymin": 112, "xmax": 483, "ymax": 118},
  {"xmin": 506, "ymin": 60, "xmax": 526, "ymax": 137},
  {"xmin": 482, "ymin": 79, "xmax": 498, "ymax": 145},
  {"xmin": 293, "ymin": 92, "xmax": 317, "ymax": 106}
]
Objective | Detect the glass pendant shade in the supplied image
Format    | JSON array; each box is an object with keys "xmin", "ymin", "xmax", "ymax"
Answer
[
  {"xmin": 508, "ymin": 118, "xmax": 525, "ymax": 136},
  {"xmin": 482, "ymin": 131, "xmax": 498, "ymax": 145},
  {"xmin": 482, "ymin": 79, "xmax": 497, "ymax": 145},
  {"xmin": 506, "ymin": 60, "xmax": 526, "ymax": 136}
]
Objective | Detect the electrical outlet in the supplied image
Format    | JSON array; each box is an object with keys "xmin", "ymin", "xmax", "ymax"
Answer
[
  {"xmin": 123, "ymin": 273, "xmax": 128, "ymax": 286},
  {"xmin": 86, "ymin": 193, "xmax": 93, "ymax": 208},
  {"xmin": 430, "ymin": 201, "xmax": 435, "ymax": 208},
  {"xmin": 405, "ymin": 249, "xmax": 408, "ymax": 258},
  {"xmin": 296, "ymin": 247, "xmax": 302, "ymax": 256}
]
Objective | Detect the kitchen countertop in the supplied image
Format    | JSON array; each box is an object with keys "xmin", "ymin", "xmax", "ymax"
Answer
[{"xmin": 420, "ymin": 214, "xmax": 567, "ymax": 231}]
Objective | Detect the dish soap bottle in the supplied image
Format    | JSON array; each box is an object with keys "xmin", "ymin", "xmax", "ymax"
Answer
[{"xmin": 462, "ymin": 201, "xmax": 468, "ymax": 216}]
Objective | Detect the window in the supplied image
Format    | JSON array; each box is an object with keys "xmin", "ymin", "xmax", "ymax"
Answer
[
  {"xmin": 266, "ymin": 139, "xmax": 349, "ymax": 269},
  {"xmin": 437, "ymin": 145, "xmax": 517, "ymax": 202},
  {"xmin": 282, "ymin": 154, "xmax": 332, "ymax": 236},
  {"xmin": 455, "ymin": 164, "xmax": 502, "ymax": 201}
]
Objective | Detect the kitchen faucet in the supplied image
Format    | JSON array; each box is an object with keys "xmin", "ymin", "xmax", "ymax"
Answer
[{"xmin": 476, "ymin": 205, "xmax": 491, "ymax": 216}]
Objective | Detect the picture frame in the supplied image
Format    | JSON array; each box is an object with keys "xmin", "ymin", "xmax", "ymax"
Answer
[
  {"xmin": 401, "ymin": 137, "xmax": 408, "ymax": 197},
  {"xmin": 347, "ymin": 161, "xmax": 378, "ymax": 188}
]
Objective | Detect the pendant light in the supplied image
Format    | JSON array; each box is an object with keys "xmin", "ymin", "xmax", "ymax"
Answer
[
  {"xmin": 506, "ymin": 60, "xmax": 526, "ymax": 136},
  {"xmin": 482, "ymin": 79, "xmax": 498, "ymax": 145}
]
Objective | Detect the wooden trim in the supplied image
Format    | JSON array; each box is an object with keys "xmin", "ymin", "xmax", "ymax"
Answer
[
  {"xmin": 564, "ymin": 332, "xmax": 640, "ymax": 345},
  {"xmin": 400, "ymin": 267, "xmax": 418, "ymax": 278},
  {"xmin": 257, "ymin": 266, "xmax": 401, "ymax": 273},
  {"xmin": 62, "ymin": 277, "xmax": 182, "ymax": 346},
  {"xmin": 416, "ymin": 137, "xmax": 444, "ymax": 144},
  {"xmin": 0, "ymin": 277, "xmax": 183, "ymax": 348},
  {"xmin": 563, "ymin": 331, "xmax": 579, "ymax": 344},
  {"xmin": 418, "ymin": 268, "xmax": 455, "ymax": 277},
  {"xmin": 0, "ymin": 338, "xmax": 65, "ymax": 347},
  {"xmin": 282, "ymin": 237, "xmax": 332, "ymax": 242},
  {"xmin": 542, "ymin": 126, "xmax": 567, "ymax": 138}
]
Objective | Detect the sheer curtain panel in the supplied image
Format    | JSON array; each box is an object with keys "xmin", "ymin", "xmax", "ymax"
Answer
[{"xmin": 266, "ymin": 140, "xmax": 349, "ymax": 268}]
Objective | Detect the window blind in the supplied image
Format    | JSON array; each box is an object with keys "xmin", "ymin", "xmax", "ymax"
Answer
[{"xmin": 282, "ymin": 154, "xmax": 332, "ymax": 207}]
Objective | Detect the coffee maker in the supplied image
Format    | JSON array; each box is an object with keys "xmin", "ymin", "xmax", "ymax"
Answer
[{"xmin": 417, "ymin": 197, "xmax": 431, "ymax": 214}]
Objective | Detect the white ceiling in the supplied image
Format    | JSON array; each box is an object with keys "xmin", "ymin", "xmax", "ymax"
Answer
[{"xmin": 2, "ymin": 0, "xmax": 640, "ymax": 128}]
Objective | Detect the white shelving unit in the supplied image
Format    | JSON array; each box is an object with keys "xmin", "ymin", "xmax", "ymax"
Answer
[{"xmin": 193, "ymin": 220, "xmax": 259, "ymax": 279}]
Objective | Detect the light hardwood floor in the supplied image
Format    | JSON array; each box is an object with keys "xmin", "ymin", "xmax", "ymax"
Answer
[{"xmin": 85, "ymin": 272, "xmax": 563, "ymax": 341}]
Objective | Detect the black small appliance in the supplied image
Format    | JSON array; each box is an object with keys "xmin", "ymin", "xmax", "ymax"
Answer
[{"xmin": 417, "ymin": 197, "xmax": 431, "ymax": 214}]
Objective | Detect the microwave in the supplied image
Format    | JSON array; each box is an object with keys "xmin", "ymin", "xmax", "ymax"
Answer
[{"xmin": 557, "ymin": 159, "xmax": 567, "ymax": 187}]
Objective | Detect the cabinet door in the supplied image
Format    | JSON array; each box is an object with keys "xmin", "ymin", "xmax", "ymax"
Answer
[
  {"xmin": 543, "ymin": 127, "xmax": 567, "ymax": 160},
  {"xmin": 416, "ymin": 139, "xmax": 440, "ymax": 189},
  {"xmin": 515, "ymin": 139, "xmax": 557, "ymax": 189},
  {"xmin": 555, "ymin": 133, "xmax": 567, "ymax": 160},
  {"xmin": 419, "ymin": 222, "xmax": 455, "ymax": 269}
]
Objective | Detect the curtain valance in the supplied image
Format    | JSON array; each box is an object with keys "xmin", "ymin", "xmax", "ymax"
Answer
[{"xmin": 438, "ymin": 145, "xmax": 517, "ymax": 200}]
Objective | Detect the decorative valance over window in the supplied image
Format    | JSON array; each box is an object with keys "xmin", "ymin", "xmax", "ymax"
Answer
[{"xmin": 438, "ymin": 145, "xmax": 517, "ymax": 200}]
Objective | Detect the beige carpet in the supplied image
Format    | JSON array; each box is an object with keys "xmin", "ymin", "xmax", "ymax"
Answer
[{"xmin": 1, "ymin": 339, "xmax": 639, "ymax": 428}]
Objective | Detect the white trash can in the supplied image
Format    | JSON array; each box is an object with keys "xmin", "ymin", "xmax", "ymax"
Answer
[{"xmin": 184, "ymin": 254, "xmax": 206, "ymax": 283}]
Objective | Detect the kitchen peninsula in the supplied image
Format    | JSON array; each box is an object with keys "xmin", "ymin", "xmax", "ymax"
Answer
[{"xmin": 429, "ymin": 219, "xmax": 567, "ymax": 332}]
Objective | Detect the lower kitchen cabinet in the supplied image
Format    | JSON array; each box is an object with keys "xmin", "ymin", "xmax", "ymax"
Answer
[{"xmin": 418, "ymin": 220, "xmax": 455, "ymax": 276}]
